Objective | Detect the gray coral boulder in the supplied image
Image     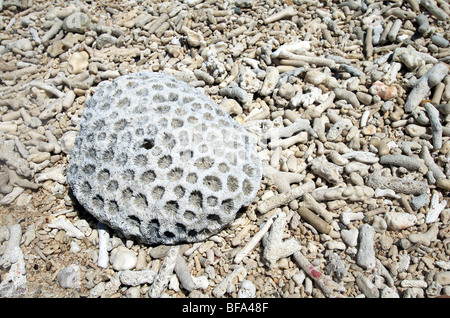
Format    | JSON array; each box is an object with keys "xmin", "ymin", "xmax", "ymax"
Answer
[{"xmin": 67, "ymin": 71, "xmax": 262, "ymax": 245}]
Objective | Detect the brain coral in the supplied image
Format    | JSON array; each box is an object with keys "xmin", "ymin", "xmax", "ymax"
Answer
[{"xmin": 67, "ymin": 71, "xmax": 262, "ymax": 245}]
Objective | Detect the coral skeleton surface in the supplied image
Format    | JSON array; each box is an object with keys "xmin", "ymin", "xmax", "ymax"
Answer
[{"xmin": 67, "ymin": 71, "xmax": 262, "ymax": 244}]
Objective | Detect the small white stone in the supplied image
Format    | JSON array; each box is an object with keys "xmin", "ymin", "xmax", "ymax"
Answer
[
  {"xmin": 380, "ymin": 286, "xmax": 399, "ymax": 298},
  {"xmin": 237, "ymin": 279, "xmax": 256, "ymax": 298},
  {"xmin": 311, "ymin": 156, "xmax": 342, "ymax": 184},
  {"xmin": 68, "ymin": 51, "xmax": 89, "ymax": 74},
  {"xmin": 356, "ymin": 224, "xmax": 376, "ymax": 270},
  {"xmin": 75, "ymin": 219, "xmax": 92, "ymax": 237},
  {"xmin": 239, "ymin": 68, "xmax": 262, "ymax": 93},
  {"xmin": 260, "ymin": 67, "xmax": 279, "ymax": 96},
  {"xmin": 59, "ymin": 130, "xmax": 77, "ymax": 154},
  {"xmin": 326, "ymin": 241, "xmax": 346, "ymax": 250},
  {"xmin": 304, "ymin": 70, "xmax": 329, "ymax": 86},
  {"xmin": 69, "ymin": 241, "xmax": 81, "ymax": 254},
  {"xmin": 340, "ymin": 211, "xmax": 364, "ymax": 226},
  {"xmin": 385, "ymin": 212, "xmax": 417, "ymax": 230},
  {"xmin": 57, "ymin": 264, "xmax": 81, "ymax": 289},
  {"xmin": 292, "ymin": 271, "xmax": 306, "ymax": 286},
  {"xmin": 168, "ymin": 274, "xmax": 180, "ymax": 292},
  {"xmin": 356, "ymin": 274, "xmax": 379, "ymax": 298},
  {"xmin": 341, "ymin": 228, "xmax": 358, "ymax": 247},
  {"xmin": 15, "ymin": 193, "xmax": 32, "ymax": 206},
  {"xmin": 192, "ymin": 275, "xmax": 209, "ymax": 290},
  {"xmin": 126, "ymin": 286, "xmax": 141, "ymax": 298},
  {"xmin": 374, "ymin": 188, "xmax": 401, "ymax": 199},
  {"xmin": 110, "ymin": 246, "xmax": 137, "ymax": 271},
  {"xmin": 372, "ymin": 215, "xmax": 388, "ymax": 233},
  {"xmin": 434, "ymin": 271, "xmax": 450, "ymax": 286}
]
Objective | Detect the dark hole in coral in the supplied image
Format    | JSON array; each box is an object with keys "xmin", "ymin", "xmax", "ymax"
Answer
[
  {"xmin": 164, "ymin": 200, "xmax": 179, "ymax": 214},
  {"xmin": 147, "ymin": 219, "xmax": 160, "ymax": 239},
  {"xmin": 128, "ymin": 215, "xmax": 141, "ymax": 226},
  {"xmin": 189, "ymin": 190, "xmax": 203, "ymax": 209},
  {"xmin": 92, "ymin": 195, "xmax": 104, "ymax": 210},
  {"xmin": 107, "ymin": 180, "xmax": 118, "ymax": 192},
  {"xmin": 107, "ymin": 200, "xmax": 119, "ymax": 213},
  {"xmin": 184, "ymin": 210, "xmax": 195, "ymax": 221},
  {"xmin": 207, "ymin": 214, "xmax": 221, "ymax": 223},
  {"xmin": 199, "ymin": 228, "xmax": 211, "ymax": 236},
  {"xmin": 188, "ymin": 229, "xmax": 197, "ymax": 237},
  {"xmin": 176, "ymin": 223, "xmax": 186, "ymax": 232},
  {"xmin": 141, "ymin": 170, "xmax": 156, "ymax": 183},
  {"xmin": 134, "ymin": 193, "xmax": 148, "ymax": 208},
  {"xmin": 141, "ymin": 138, "xmax": 154, "ymax": 150},
  {"xmin": 164, "ymin": 231, "xmax": 175, "ymax": 238},
  {"xmin": 221, "ymin": 199, "xmax": 234, "ymax": 214},
  {"xmin": 158, "ymin": 155, "xmax": 172, "ymax": 169},
  {"xmin": 122, "ymin": 188, "xmax": 133, "ymax": 201}
]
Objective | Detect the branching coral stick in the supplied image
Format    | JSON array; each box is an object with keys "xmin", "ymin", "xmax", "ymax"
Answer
[
  {"xmin": 0, "ymin": 224, "xmax": 22, "ymax": 270},
  {"xmin": 404, "ymin": 63, "xmax": 448, "ymax": 113},
  {"xmin": 97, "ymin": 222, "xmax": 110, "ymax": 268},
  {"xmin": 311, "ymin": 185, "xmax": 374, "ymax": 202},
  {"xmin": 29, "ymin": 81, "xmax": 64, "ymax": 98},
  {"xmin": 212, "ymin": 266, "xmax": 247, "ymax": 297},
  {"xmin": 297, "ymin": 207, "xmax": 332, "ymax": 234},
  {"xmin": 423, "ymin": 102, "xmax": 443, "ymax": 150},
  {"xmin": 263, "ymin": 163, "xmax": 305, "ymax": 193},
  {"xmin": 234, "ymin": 211, "xmax": 279, "ymax": 264},
  {"xmin": 257, "ymin": 181, "xmax": 315, "ymax": 214},
  {"xmin": 149, "ymin": 245, "xmax": 180, "ymax": 298},
  {"xmin": 302, "ymin": 193, "xmax": 334, "ymax": 223},
  {"xmin": 293, "ymin": 251, "xmax": 345, "ymax": 297},
  {"xmin": 262, "ymin": 212, "xmax": 301, "ymax": 267}
]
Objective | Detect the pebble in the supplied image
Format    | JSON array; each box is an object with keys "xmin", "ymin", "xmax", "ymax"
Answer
[
  {"xmin": 379, "ymin": 154, "xmax": 422, "ymax": 171},
  {"xmin": 385, "ymin": 212, "xmax": 417, "ymax": 230},
  {"xmin": 59, "ymin": 131, "xmax": 77, "ymax": 154},
  {"xmin": 434, "ymin": 272, "xmax": 450, "ymax": 286},
  {"xmin": 68, "ymin": 51, "xmax": 89, "ymax": 74},
  {"xmin": 431, "ymin": 35, "xmax": 449, "ymax": 48},
  {"xmin": 410, "ymin": 193, "xmax": 430, "ymax": 210},
  {"xmin": 62, "ymin": 12, "xmax": 91, "ymax": 33},
  {"xmin": 356, "ymin": 224, "xmax": 376, "ymax": 270},
  {"xmin": 341, "ymin": 228, "xmax": 358, "ymax": 247},
  {"xmin": 260, "ymin": 67, "xmax": 279, "ymax": 96},
  {"xmin": 110, "ymin": 246, "xmax": 137, "ymax": 271},
  {"xmin": 119, "ymin": 270, "xmax": 157, "ymax": 287},
  {"xmin": 370, "ymin": 81, "xmax": 398, "ymax": 100},
  {"xmin": 356, "ymin": 274, "xmax": 380, "ymax": 298},
  {"xmin": 237, "ymin": 279, "xmax": 257, "ymax": 298},
  {"xmin": 57, "ymin": 264, "xmax": 81, "ymax": 289},
  {"xmin": 381, "ymin": 286, "xmax": 400, "ymax": 298},
  {"xmin": 0, "ymin": 0, "xmax": 449, "ymax": 300}
]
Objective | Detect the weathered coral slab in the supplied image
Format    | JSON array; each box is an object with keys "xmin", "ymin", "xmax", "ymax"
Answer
[{"xmin": 67, "ymin": 72, "xmax": 262, "ymax": 244}]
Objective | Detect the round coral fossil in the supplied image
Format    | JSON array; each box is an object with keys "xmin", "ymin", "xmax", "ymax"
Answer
[{"xmin": 67, "ymin": 72, "xmax": 262, "ymax": 245}]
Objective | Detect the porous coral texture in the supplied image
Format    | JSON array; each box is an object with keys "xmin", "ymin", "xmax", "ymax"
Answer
[{"xmin": 67, "ymin": 71, "xmax": 262, "ymax": 244}]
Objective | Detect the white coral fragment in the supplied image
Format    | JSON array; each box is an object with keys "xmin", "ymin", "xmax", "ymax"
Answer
[
  {"xmin": 262, "ymin": 212, "xmax": 301, "ymax": 268},
  {"xmin": 426, "ymin": 192, "xmax": 447, "ymax": 223}
]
